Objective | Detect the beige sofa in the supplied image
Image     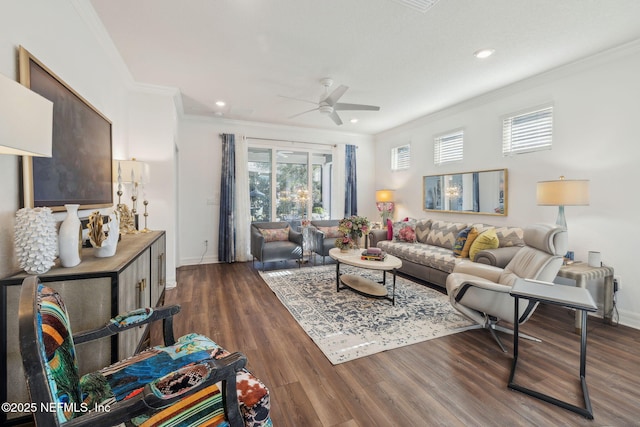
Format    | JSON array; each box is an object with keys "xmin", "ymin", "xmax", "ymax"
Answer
[{"xmin": 368, "ymin": 218, "xmax": 524, "ymax": 288}]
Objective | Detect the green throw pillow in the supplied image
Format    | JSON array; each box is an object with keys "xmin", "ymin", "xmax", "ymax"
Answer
[{"xmin": 469, "ymin": 228, "xmax": 499, "ymax": 261}]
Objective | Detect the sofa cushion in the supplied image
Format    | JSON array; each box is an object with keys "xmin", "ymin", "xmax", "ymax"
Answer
[
  {"xmin": 259, "ymin": 226, "xmax": 290, "ymax": 242},
  {"xmin": 469, "ymin": 228, "xmax": 499, "ymax": 261},
  {"xmin": 377, "ymin": 240, "xmax": 460, "ymax": 273},
  {"xmin": 471, "ymin": 223, "xmax": 524, "ymax": 248},
  {"xmin": 414, "ymin": 219, "xmax": 432, "ymax": 244},
  {"xmin": 425, "ymin": 221, "xmax": 468, "ymax": 250},
  {"xmin": 494, "ymin": 226, "xmax": 524, "ymax": 247}
]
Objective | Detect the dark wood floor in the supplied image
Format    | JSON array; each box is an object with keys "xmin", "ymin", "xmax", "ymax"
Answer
[{"xmin": 163, "ymin": 261, "xmax": 640, "ymax": 426}]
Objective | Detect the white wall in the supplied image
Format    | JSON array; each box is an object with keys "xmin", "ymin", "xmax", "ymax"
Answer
[
  {"xmin": 374, "ymin": 41, "xmax": 640, "ymax": 329},
  {"xmin": 126, "ymin": 89, "xmax": 180, "ymax": 284},
  {"xmin": 177, "ymin": 117, "xmax": 375, "ymax": 264},
  {"xmin": 0, "ymin": 1, "xmax": 178, "ymax": 285}
]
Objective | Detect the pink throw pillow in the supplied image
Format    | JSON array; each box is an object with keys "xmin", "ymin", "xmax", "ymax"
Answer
[
  {"xmin": 318, "ymin": 226, "xmax": 342, "ymax": 238},
  {"xmin": 398, "ymin": 226, "xmax": 416, "ymax": 243},
  {"xmin": 259, "ymin": 226, "xmax": 290, "ymax": 242}
]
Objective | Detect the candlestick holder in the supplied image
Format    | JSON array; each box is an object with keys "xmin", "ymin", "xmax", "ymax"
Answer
[{"xmin": 141, "ymin": 199, "xmax": 151, "ymax": 232}]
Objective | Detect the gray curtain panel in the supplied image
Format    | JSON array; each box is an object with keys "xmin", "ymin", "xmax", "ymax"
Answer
[
  {"xmin": 218, "ymin": 133, "xmax": 236, "ymax": 262},
  {"xmin": 344, "ymin": 144, "xmax": 357, "ymax": 217}
]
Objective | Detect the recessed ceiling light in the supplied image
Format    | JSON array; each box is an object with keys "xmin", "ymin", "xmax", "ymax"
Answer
[
  {"xmin": 474, "ymin": 48, "xmax": 495, "ymax": 59},
  {"xmin": 350, "ymin": 118, "xmax": 359, "ymax": 123},
  {"xmin": 215, "ymin": 101, "xmax": 226, "ymax": 107}
]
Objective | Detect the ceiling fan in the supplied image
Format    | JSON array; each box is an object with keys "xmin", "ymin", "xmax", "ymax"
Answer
[{"xmin": 282, "ymin": 78, "xmax": 380, "ymax": 125}]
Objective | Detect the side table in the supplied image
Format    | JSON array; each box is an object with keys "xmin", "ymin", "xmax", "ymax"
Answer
[
  {"xmin": 557, "ymin": 262, "xmax": 614, "ymax": 333},
  {"xmin": 509, "ymin": 278, "xmax": 597, "ymax": 419},
  {"xmin": 297, "ymin": 225, "xmax": 313, "ymax": 264}
]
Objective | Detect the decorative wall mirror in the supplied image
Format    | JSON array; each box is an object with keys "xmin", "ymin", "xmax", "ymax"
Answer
[{"xmin": 423, "ymin": 168, "xmax": 507, "ymax": 216}]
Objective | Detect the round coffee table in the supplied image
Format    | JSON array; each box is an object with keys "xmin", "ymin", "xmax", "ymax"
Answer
[{"xmin": 329, "ymin": 248, "xmax": 402, "ymax": 305}]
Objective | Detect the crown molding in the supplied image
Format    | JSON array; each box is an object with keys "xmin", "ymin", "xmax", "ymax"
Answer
[{"xmin": 378, "ymin": 37, "xmax": 640, "ymax": 137}]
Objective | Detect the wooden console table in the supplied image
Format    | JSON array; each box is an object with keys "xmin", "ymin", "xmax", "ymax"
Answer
[
  {"xmin": 557, "ymin": 262, "xmax": 614, "ymax": 333},
  {"xmin": 0, "ymin": 231, "xmax": 166, "ymax": 425}
]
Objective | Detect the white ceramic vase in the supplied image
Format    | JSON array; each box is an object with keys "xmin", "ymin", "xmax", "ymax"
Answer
[
  {"xmin": 58, "ymin": 204, "xmax": 82, "ymax": 267},
  {"xmin": 94, "ymin": 212, "xmax": 120, "ymax": 258},
  {"xmin": 14, "ymin": 207, "xmax": 58, "ymax": 274}
]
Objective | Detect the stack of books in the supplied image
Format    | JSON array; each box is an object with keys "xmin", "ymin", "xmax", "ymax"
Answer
[{"xmin": 361, "ymin": 247, "xmax": 386, "ymax": 261}]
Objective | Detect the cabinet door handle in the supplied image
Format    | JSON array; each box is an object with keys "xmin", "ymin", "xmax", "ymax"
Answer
[
  {"xmin": 136, "ymin": 278, "xmax": 147, "ymax": 307},
  {"xmin": 158, "ymin": 252, "xmax": 167, "ymax": 287}
]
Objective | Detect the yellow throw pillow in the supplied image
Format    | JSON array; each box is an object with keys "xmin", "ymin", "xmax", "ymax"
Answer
[
  {"xmin": 460, "ymin": 227, "xmax": 479, "ymax": 258},
  {"xmin": 469, "ymin": 228, "xmax": 499, "ymax": 261}
]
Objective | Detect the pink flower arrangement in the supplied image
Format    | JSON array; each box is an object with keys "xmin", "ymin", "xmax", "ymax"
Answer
[{"xmin": 335, "ymin": 215, "xmax": 370, "ymax": 249}]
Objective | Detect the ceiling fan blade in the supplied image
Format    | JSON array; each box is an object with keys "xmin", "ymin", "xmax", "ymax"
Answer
[
  {"xmin": 329, "ymin": 110, "xmax": 343, "ymax": 125},
  {"xmin": 323, "ymin": 85, "xmax": 349, "ymax": 106},
  {"xmin": 288, "ymin": 107, "xmax": 319, "ymax": 119},
  {"xmin": 334, "ymin": 103, "xmax": 380, "ymax": 111},
  {"xmin": 278, "ymin": 94, "xmax": 318, "ymax": 105}
]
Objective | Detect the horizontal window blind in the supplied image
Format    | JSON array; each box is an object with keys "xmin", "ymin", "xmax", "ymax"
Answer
[
  {"xmin": 434, "ymin": 130, "xmax": 463, "ymax": 165},
  {"xmin": 391, "ymin": 144, "xmax": 410, "ymax": 170},
  {"xmin": 503, "ymin": 106, "xmax": 553, "ymax": 155}
]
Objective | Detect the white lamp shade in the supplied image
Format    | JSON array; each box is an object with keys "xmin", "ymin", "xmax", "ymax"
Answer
[
  {"xmin": 0, "ymin": 72, "xmax": 53, "ymax": 156},
  {"xmin": 114, "ymin": 159, "xmax": 150, "ymax": 184},
  {"xmin": 537, "ymin": 179, "xmax": 589, "ymax": 206},
  {"xmin": 376, "ymin": 189, "xmax": 395, "ymax": 203}
]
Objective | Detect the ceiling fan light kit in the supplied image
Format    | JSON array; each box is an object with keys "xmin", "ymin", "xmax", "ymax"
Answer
[{"xmin": 284, "ymin": 77, "xmax": 380, "ymax": 126}]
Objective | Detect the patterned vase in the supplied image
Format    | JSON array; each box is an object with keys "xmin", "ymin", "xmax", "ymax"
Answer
[
  {"xmin": 14, "ymin": 207, "xmax": 57, "ymax": 274},
  {"xmin": 94, "ymin": 211, "xmax": 120, "ymax": 258},
  {"xmin": 58, "ymin": 204, "xmax": 82, "ymax": 267}
]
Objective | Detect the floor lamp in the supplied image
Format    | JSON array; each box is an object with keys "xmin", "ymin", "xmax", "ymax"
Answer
[{"xmin": 536, "ymin": 176, "xmax": 589, "ymax": 229}]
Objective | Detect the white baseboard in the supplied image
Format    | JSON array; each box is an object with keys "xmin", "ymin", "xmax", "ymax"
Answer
[
  {"xmin": 616, "ymin": 308, "xmax": 640, "ymax": 330},
  {"xmin": 179, "ymin": 256, "xmax": 219, "ymax": 266}
]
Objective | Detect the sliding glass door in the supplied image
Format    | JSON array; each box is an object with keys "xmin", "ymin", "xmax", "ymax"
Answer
[{"xmin": 248, "ymin": 145, "xmax": 332, "ymax": 224}]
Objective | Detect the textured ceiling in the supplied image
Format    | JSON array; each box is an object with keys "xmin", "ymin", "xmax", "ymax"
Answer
[{"xmin": 90, "ymin": 0, "xmax": 640, "ymax": 134}]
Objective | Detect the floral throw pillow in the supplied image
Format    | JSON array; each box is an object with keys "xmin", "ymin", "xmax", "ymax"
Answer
[
  {"xmin": 398, "ymin": 225, "xmax": 417, "ymax": 243},
  {"xmin": 393, "ymin": 219, "xmax": 417, "ymax": 242},
  {"xmin": 259, "ymin": 226, "xmax": 289, "ymax": 242},
  {"xmin": 317, "ymin": 226, "xmax": 342, "ymax": 238}
]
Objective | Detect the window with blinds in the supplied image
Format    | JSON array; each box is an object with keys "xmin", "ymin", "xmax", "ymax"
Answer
[
  {"xmin": 391, "ymin": 144, "xmax": 410, "ymax": 170},
  {"xmin": 503, "ymin": 105, "xmax": 553, "ymax": 155},
  {"xmin": 434, "ymin": 130, "xmax": 464, "ymax": 165}
]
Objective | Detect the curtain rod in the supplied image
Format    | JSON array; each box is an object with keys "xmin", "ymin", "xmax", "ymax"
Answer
[{"xmin": 241, "ymin": 136, "xmax": 338, "ymax": 148}]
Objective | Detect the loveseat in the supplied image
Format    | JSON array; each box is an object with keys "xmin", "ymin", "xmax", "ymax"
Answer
[{"xmin": 368, "ymin": 218, "xmax": 524, "ymax": 288}]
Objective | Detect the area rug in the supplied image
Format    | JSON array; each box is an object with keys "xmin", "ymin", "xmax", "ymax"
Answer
[{"xmin": 259, "ymin": 265, "xmax": 473, "ymax": 364}]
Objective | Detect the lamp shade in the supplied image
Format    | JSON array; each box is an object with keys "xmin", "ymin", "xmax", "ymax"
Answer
[
  {"xmin": 0, "ymin": 72, "xmax": 53, "ymax": 157},
  {"xmin": 537, "ymin": 178, "xmax": 589, "ymax": 206},
  {"xmin": 376, "ymin": 189, "xmax": 395, "ymax": 203},
  {"xmin": 113, "ymin": 159, "xmax": 150, "ymax": 184}
]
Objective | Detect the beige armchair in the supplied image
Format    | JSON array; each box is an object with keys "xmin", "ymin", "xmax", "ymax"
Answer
[{"xmin": 446, "ymin": 223, "xmax": 568, "ymax": 351}]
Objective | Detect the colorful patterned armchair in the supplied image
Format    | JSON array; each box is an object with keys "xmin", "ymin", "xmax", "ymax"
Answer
[{"xmin": 18, "ymin": 276, "xmax": 271, "ymax": 427}]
